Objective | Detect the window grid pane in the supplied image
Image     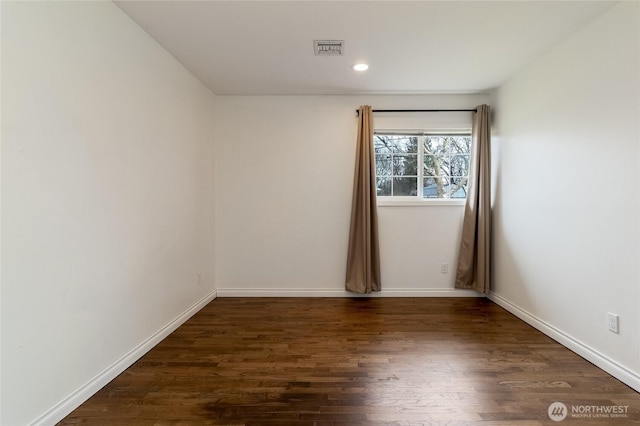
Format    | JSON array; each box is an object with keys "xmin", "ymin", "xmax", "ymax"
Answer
[
  {"xmin": 375, "ymin": 134, "xmax": 471, "ymax": 199},
  {"xmin": 421, "ymin": 135, "xmax": 471, "ymax": 199}
]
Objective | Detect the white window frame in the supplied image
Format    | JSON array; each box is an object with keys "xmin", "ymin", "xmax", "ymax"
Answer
[{"xmin": 375, "ymin": 129, "xmax": 472, "ymax": 207}]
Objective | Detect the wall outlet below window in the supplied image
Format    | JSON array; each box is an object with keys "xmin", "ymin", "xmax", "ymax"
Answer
[{"xmin": 440, "ymin": 263, "xmax": 449, "ymax": 274}]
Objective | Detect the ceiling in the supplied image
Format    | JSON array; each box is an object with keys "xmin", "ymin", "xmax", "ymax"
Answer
[{"xmin": 114, "ymin": 1, "xmax": 616, "ymax": 95}]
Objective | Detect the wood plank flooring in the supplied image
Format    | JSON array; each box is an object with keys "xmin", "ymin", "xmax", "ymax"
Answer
[{"xmin": 60, "ymin": 298, "xmax": 640, "ymax": 425}]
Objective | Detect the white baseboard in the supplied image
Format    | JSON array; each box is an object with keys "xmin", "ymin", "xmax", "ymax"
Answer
[
  {"xmin": 42, "ymin": 288, "xmax": 637, "ymax": 425},
  {"xmin": 216, "ymin": 288, "xmax": 484, "ymax": 297},
  {"xmin": 488, "ymin": 291, "xmax": 640, "ymax": 393},
  {"xmin": 31, "ymin": 289, "xmax": 218, "ymax": 426}
]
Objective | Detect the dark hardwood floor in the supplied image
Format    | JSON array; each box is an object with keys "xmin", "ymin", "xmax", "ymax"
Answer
[{"xmin": 60, "ymin": 297, "xmax": 640, "ymax": 425}]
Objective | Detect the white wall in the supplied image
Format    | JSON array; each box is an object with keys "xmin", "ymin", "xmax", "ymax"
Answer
[
  {"xmin": 1, "ymin": 2, "xmax": 216, "ymax": 425},
  {"xmin": 215, "ymin": 94, "xmax": 489, "ymax": 296},
  {"xmin": 492, "ymin": 2, "xmax": 640, "ymax": 388}
]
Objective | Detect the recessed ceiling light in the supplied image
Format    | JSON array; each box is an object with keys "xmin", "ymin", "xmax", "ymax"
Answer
[{"xmin": 353, "ymin": 63, "xmax": 369, "ymax": 72}]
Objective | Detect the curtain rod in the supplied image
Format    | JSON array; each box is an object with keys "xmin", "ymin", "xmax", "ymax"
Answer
[{"xmin": 356, "ymin": 108, "xmax": 477, "ymax": 116}]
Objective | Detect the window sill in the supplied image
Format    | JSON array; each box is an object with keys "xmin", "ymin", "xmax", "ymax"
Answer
[{"xmin": 377, "ymin": 199, "xmax": 466, "ymax": 207}]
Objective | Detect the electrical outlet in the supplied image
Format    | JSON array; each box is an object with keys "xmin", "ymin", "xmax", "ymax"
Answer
[
  {"xmin": 197, "ymin": 272, "xmax": 202, "ymax": 285},
  {"xmin": 607, "ymin": 313, "xmax": 619, "ymax": 333},
  {"xmin": 440, "ymin": 263, "xmax": 449, "ymax": 274}
]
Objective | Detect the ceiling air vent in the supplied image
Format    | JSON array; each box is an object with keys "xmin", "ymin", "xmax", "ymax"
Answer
[{"xmin": 314, "ymin": 40, "xmax": 344, "ymax": 56}]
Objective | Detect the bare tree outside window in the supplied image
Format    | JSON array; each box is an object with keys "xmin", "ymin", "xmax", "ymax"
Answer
[{"xmin": 375, "ymin": 133, "xmax": 471, "ymax": 199}]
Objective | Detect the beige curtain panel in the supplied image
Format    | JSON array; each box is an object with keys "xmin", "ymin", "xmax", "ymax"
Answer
[
  {"xmin": 455, "ymin": 104, "xmax": 491, "ymax": 293},
  {"xmin": 346, "ymin": 105, "xmax": 381, "ymax": 294}
]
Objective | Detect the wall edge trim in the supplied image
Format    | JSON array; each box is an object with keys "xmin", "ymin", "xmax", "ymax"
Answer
[
  {"xmin": 216, "ymin": 288, "xmax": 484, "ymax": 298},
  {"xmin": 30, "ymin": 289, "xmax": 218, "ymax": 426},
  {"xmin": 488, "ymin": 291, "xmax": 640, "ymax": 393}
]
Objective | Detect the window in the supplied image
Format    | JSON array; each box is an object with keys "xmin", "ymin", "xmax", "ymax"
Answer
[{"xmin": 374, "ymin": 133, "xmax": 471, "ymax": 200}]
